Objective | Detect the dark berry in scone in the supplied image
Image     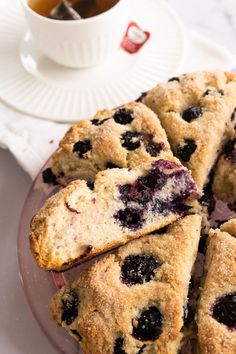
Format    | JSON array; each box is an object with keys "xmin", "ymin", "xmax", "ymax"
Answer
[
  {"xmin": 30, "ymin": 157, "xmax": 197, "ymax": 271},
  {"xmin": 212, "ymin": 293, "xmax": 236, "ymax": 329},
  {"xmin": 42, "ymin": 168, "xmax": 59, "ymax": 185},
  {"xmin": 120, "ymin": 254, "xmax": 161, "ymax": 286},
  {"xmin": 212, "ymin": 137, "xmax": 236, "ymax": 204},
  {"xmin": 50, "ymin": 215, "xmax": 201, "ymax": 354},
  {"xmin": 144, "ymin": 70, "xmax": 236, "ymax": 191},
  {"xmin": 73, "ymin": 140, "xmax": 92, "ymax": 157},
  {"xmin": 196, "ymin": 218, "xmax": 236, "ymax": 354},
  {"xmin": 132, "ymin": 306, "xmax": 163, "ymax": 341},
  {"xmin": 49, "ymin": 102, "xmax": 173, "ymax": 185},
  {"xmin": 61, "ymin": 289, "xmax": 79, "ymax": 325},
  {"xmin": 182, "ymin": 106, "xmax": 203, "ymax": 123},
  {"xmin": 177, "ymin": 139, "xmax": 197, "ymax": 162}
]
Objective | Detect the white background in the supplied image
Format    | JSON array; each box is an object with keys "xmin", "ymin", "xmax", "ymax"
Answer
[
  {"xmin": 0, "ymin": 0, "xmax": 236, "ymax": 353},
  {"xmin": 168, "ymin": 0, "xmax": 236, "ymax": 56}
]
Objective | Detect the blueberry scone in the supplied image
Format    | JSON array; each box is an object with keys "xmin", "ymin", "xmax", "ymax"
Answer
[
  {"xmin": 44, "ymin": 102, "xmax": 173, "ymax": 185},
  {"xmin": 50, "ymin": 215, "xmax": 202, "ymax": 354},
  {"xmin": 30, "ymin": 158, "xmax": 197, "ymax": 271},
  {"xmin": 196, "ymin": 218, "xmax": 236, "ymax": 354},
  {"xmin": 212, "ymin": 137, "xmax": 236, "ymax": 206},
  {"xmin": 143, "ymin": 70, "xmax": 236, "ymax": 191}
]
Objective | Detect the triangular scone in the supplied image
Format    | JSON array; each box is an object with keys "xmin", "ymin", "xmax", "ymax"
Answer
[
  {"xmin": 144, "ymin": 71, "xmax": 236, "ymax": 191},
  {"xmin": 30, "ymin": 158, "xmax": 197, "ymax": 271},
  {"xmin": 51, "ymin": 215, "xmax": 202, "ymax": 354},
  {"xmin": 44, "ymin": 102, "xmax": 173, "ymax": 185},
  {"xmin": 196, "ymin": 218, "xmax": 236, "ymax": 354}
]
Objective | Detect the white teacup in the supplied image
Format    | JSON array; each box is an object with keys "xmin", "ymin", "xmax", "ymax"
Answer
[{"xmin": 21, "ymin": 0, "xmax": 129, "ymax": 68}]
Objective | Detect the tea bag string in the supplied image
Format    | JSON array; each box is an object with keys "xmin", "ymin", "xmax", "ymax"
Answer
[{"xmin": 50, "ymin": 0, "xmax": 82, "ymax": 20}]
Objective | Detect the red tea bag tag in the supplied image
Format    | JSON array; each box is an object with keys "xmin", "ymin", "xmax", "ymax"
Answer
[{"xmin": 121, "ymin": 22, "xmax": 151, "ymax": 54}]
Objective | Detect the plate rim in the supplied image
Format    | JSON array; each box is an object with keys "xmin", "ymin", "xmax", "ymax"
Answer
[{"xmin": 0, "ymin": 0, "xmax": 186, "ymax": 122}]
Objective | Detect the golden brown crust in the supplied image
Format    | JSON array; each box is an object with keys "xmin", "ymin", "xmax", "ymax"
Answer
[
  {"xmin": 196, "ymin": 219, "xmax": 236, "ymax": 354},
  {"xmin": 144, "ymin": 70, "xmax": 236, "ymax": 191},
  {"xmin": 51, "ymin": 102, "xmax": 173, "ymax": 185},
  {"xmin": 50, "ymin": 215, "xmax": 202, "ymax": 354},
  {"xmin": 30, "ymin": 157, "xmax": 197, "ymax": 271},
  {"xmin": 220, "ymin": 218, "xmax": 236, "ymax": 237},
  {"xmin": 212, "ymin": 137, "xmax": 236, "ymax": 204}
]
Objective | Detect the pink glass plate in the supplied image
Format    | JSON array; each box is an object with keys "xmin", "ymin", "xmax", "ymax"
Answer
[
  {"xmin": 17, "ymin": 159, "xmax": 102, "ymax": 354},
  {"xmin": 18, "ymin": 159, "xmax": 236, "ymax": 354}
]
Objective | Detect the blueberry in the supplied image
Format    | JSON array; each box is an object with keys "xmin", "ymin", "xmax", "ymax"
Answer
[
  {"xmin": 118, "ymin": 169, "xmax": 166, "ymax": 207},
  {"xmin": 203, "ymin": 89, "xmax": 224, "ymax": 97},
  {"xmin": 119, "ymin": 184, "xmax": 133, "ymax": 198},
  {"xmin": 106, "ymin": 162, "xmax": 121, "ymax": 169},
  {"xmin": 121, "ymin": 254, "xmax": 160, "ymax": 286},
  {"xmin": 138, "ymin": 171, "xmax": 166, "ymax": 191},
  {"xmin": 113, "ymin": 109, "xmax": 134, "ymax": 125},
  {"xmin": 152, "ymin": 159, "xmax": 179, "ymax": 171},
  {"xmin": 73, "ymin": 140, "xmax": 92, "ymax": 158},
  {"xmin": 223, "ymin": 138, "xmax": 236, "ymax": 163},
  {"xmin": 182, "ymin": 107, "xmax": 203, "ymax": 122},
  {"xmin": 119, "ymin": 183, "xmax": 149, "ymax": 205},
  {"xmin": 91, "ymin": 118, "xmax": 109, "ymax": 126},
  {"xmin": 212, "ymin": 293, "xmax": 236, "ymax": 329},
  {"xmin": 114, "ymin": 208, "xmax": 143, "ymax": 230},
  {"xmin": 42, "ymin": 168, "xmax": 58, "ymax": 185},
  {"xmin": 91, "ymin": 119, "xmax": 100, "ymax": 125},
  {"xmin": 61, "ymin": 290, "xmax": 79, "ymax": 325},
  {"xmin": 144, "ymin": 141, "xmax": 165, "ymax": 157},
  {"xmin": 70, "ymin": 329, "xmax": 82, "ymax": 341},
  {"xmin": 132, "ymin": 306, "xmax": 163, "ymax": 341},
  {"xmin": 121, "ymin": 132, "xmax": 142, "ymax": 150},
  {"xmin": 87, "ymin": 181, "xmax": 95, "ymax": 190},
  {"xmin": 168, "ymin": 77, "xmax": 180, "ymax": 82},
  {"xmin": 177, "ymin": 139, "xmax": 197, "ymax": 162},
  {"xmin": 116, "ymin": 158, "xmax": 196, "ymax": 223},
  {"xmin": 119, "ymin": 178, "xmax": 153, "ymax": 206},
  {"xmin": 114, "ymin": 337, "xmax": 127, "ymax": 354}
]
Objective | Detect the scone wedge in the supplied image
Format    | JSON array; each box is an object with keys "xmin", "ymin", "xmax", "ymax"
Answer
[
  {"xmin": 45, "ymin": 102, "xmax": 173, "ymax": 185},
  {"xmin": 196, "ymin": 218, "xmax": 236, "ymax": 354},
  {"xmin": 144, "ymin": 70, "xmax": 236, "ymax": 191},
  {"xmin": 30, "ymin": 157, "xmax": 197, "ymax": 271},
  {"xmin": 51, "ymin": 215, "xmax": 202, "ymax": 354}
]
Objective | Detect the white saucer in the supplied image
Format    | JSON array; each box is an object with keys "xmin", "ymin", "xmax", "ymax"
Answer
[{"xmin": 0, "ymin": 0, "xmax": 185, "ymax": 122}]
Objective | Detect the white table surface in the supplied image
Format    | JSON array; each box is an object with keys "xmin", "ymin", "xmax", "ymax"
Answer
[{"xmin": 0, "ymin": 1, "xmax": 236, "ymax": 353}]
